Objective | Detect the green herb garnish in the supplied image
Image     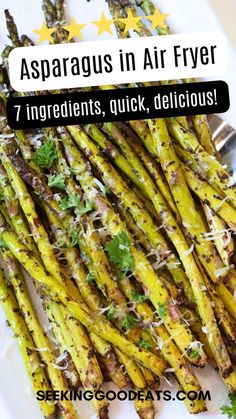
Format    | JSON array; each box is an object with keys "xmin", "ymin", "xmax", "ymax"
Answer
[
  {"xmin": 76, "ymin": 200, "xmax": 93, "ymax": 216},
  {"xmin": 131, "ymin": 290, "xmax": 149, "ymax": 303},
  {"xmin": 48, "ymin": 173, "xmax": 66, "ymax": 189},
  {"xmin": 122, "ymin": 314, "xmax": 139, "ymax": 331},
  {"xmin": 70, "ymin": 229, "xmax": 80, "ymax": 246},
  {"xmin": 221, "ymin": 394, "xmax": 236, "ymax": 419},
  {"xmin": 86, "ymin": 271, "xmax": 96, "ymax": 284},
  {"xmin": 138, "ymin": 338, "xmax": 152, "ymax": 351},
  {"xmin": 105, "ymin": 232, "xmax": 134, "ymax": 273},
  {"xmin": 107, "ymin": 305, "xmax": 118, "ymax": 321},
  {"xmin": 190, "ymin": 350, "xmax": 199, "ymax": 359},
  {"xmin": 157, "ymin": 303, "xmax": 168, "ymax": 320},
  {"xmin": 34, "ymin": 138, "xmax": 57, "ymax": 169},
  {"xmin": 59, "ymin": 192, "xmax": 81, "ymax": 210}
]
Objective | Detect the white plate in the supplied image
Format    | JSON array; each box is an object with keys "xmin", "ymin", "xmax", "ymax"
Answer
[{"xmin": 0, "ymin": 1, "xmax": 235, "ymax": 418}]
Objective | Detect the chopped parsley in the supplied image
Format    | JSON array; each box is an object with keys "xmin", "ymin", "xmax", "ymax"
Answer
[
  {"xmin": 86, "ymin": 271, "xmax": 96, "ymax": 284},
  {"xmin": 48, "ymin": 173, "xmax": 66, "ymax": 189},
  {"xmin": 190, "ymin": 350, "xmax": 199, "ymax": 359},
  {"xmin": 122, "ymin": 314, "xmax": 139, "ymax": 331},
  {"xmin": 34, "ymin": 138, "xmax": 57, "ymax": 169},
  {"xmin": 59, "ymin": 192, "xmax": 81, "ymax": 210},
  {"xmin": 105, "ymin": 232, "xmax": 134, "ymax": 274},
  {"xmin": 76, "ymin": 200, "xmax": 93, "ymax": 216},
  {"xmin": 221, "ymin": 394, "xmax": 236, "ymax": 419},
  {"xmin": 70, "ymin": 229, "xmax": 80, "ymax": 246},
  {"xmin": 138, "ymin": 338, "xmax": 152, "ymax": 351},
  {"xmin": 131, "ymin": 290, "xmax": 149, "ymax": 303},
  {"xmin": 157, "ymin": 302, "xmax": 168, "ymax": 320},
  {"xmin": 107, "ymin": 305, "xmax": 118, "ymax": 321}
]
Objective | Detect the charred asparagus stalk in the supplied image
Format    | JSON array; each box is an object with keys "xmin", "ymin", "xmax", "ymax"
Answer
[
  {"xmin": 0, "ymin": 267, "xmax": 57, "ymax": 419},
  {"xmin": 1, "ymin": 249, "xmax": 78, "ymax": 419}
]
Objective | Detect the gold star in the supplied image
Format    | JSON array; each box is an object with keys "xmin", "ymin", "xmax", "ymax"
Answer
[
  {"xmin": 33, "ymin": 21, "xmax": 56, "ymax": 43},
  {"xmin": 146, "ymin": 7, "xmax": 170, "ymax": 30},
  {"xmin": 118, "ymin": 9, "xmax": 142, "ymax": 34},
  {"xmin": 63, "ymin": 18, "xmax": 86, "ymax": 41},
  {"xmin": 92, "ymin": 12, "xmax": 114, "ymax": 36}
]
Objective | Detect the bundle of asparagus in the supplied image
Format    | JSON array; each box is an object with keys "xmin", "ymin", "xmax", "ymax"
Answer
[{"xmin": 0, "ymin": 1, "xmax": 236, "ymax": 419}]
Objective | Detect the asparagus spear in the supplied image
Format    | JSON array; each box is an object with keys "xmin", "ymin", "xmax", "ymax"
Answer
[
  {"xmin": 84, "ymin": 124, "xmax": 149, "ymax": 198},
  {"xmin": 1, "ymin": 249, "xmax": 78, "ymax": 419},
  {"xmin": 0, "ymin": 267, "xmax": 56, "ymax": 419},
  {"xmin": 107, "ymin": 0, "xmax": 130, "ymax": 39},
  {"xmin": 180, "ymin": 163, "xmax": 236, "ymax": 232},
  {"xmin": 20, "ymin": 34, "xmax": 34, "ymax": 47},
  {"xmin": 193, "ymin": 256, "xmax": 236, "ymax": 343},
  {"xmin": 37, "ymin": 158, "xmax": 202, "ymax": 404},
  {"xmin": 63, "ymin": 127, "xmax": 192, "ymax": 294},
  {"xmin": 167, "ymin": 118, "xmax": 236, "ymax": 209},
  {"xmin": 38, "ymin": 177, "xmax": 148, "ymax": 391},
  {"xmin": 43, "ymin": 137, "xmax": 160, "ymax": 391},
  {"xmin": 216, "ymin": 284, "xmax": 236, "ymax": 321},
  {"xmin": 135, "ymin": 0, "xmax": 217, "ymax": 141},
  {"xmin": 0, "ymin": 163, "xmax": 84, "ymax": 394},
  {"xmin": 108, "ymin": 0, "xmax": 151, "ymax": 38},
  {"xmin": 133, "ymin": 389, "xmax": 156, "ymax": 419},
  {"xmin": 148, "ymin": 118, "xmax": 231, "ymax": 376},
  {"xmin": 89, "ymin": 333, "xmax": 129, "ymax": 389},
  {"xmin": 134, "ymin": 0, "xmax": 155, "ymax": 15},
  {"xmin": 0, "ymin": 180, "xmax": 83, "ymax": 392},
  {"xmin": 224, "ymin": 369, "xmax": 236, "ymax": 394},
  {"xmin": 116, "ymin": 124, "xmax": 178, "ymax": 214},
  {"xmin": 2, "ymin": 127, "xmax": 153, "ymax": 385},
  {"xmin": 60, "ymin": 129, "xmax": 207, "ymax": 374},
  {"xmin": 104, "ymin": 122, "xmax": 229, "ymax": 280},
  {"xmin": 192, "ymin": 115, "xmax": 218, "ymax": 156},
  {"xmin": 0, "ymin": 143, "xmax": 105, "ymax": 390},
  {"xmin": 69, "ymin": 120, "xmax": 230, "ymax": 360},
  {"xmin": 0, "ymin": 164, "xmax": 39, "ymax": 258},
  {"xmin": 66, "ymin": 125, "xmax": 208, "ymax": 367},
  {"xmin": 0, "ymin": 137, "xmax": 111, "ymax": 417},
  {"xmin": 119, "ymin": 277, "xmax": 207, "ymax": 413},
  {"xmin": 80, "ymin": 223, "xmax": 161, "ymax": 390},
  {"xmin": 4, "ymin": 9, "xmax": 21, "ymax": 47},
  {"xmin": 0, "ymin": 209, "xmax": 167, "ymax": 376},
  {"xmin": 174, "ymin": 143, "xmax": 235, "ymax": 264},
  {"xmin": 80, "ymin": 216, "xmax": 127, "ymax": 306},
  {"xmin": 66, "ymin": 254, "xmax": 148, "ymax": 390},
  {"xmin": 42, "ymin": 0, "xmax": 57, "ymax": 28},
  {"xmin": 54, "ymin": 0, "xmax": 65, "ymax": 22}
]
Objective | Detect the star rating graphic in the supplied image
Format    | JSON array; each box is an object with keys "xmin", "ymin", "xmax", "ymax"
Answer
[
  {"xmin": 63, "ymin": 18, "xmax": 86, "ymax": 41},
  {"xmin": 33, "ymin": 21, "xmax": 56, "ymax": 43},
  {"xmin": 147, "ymin": 7, "xmax": 170, "ymax": 30},
  {"xmin": 32, "ymin": 7, "xmax": 170, "ymax": 43},
  {"xmin": 92, "ymin": 12, "xmax": 114, "ymax": 36},
  {"xmin": 118, "ymin": 9, "xmax": 142, "ymax": 34}
]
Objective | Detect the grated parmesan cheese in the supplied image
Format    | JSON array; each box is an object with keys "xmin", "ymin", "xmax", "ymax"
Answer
[
  {"xmin": 215, "ymin": 265, "xmax": 233, "ymax": 278},
  {"xmin": 182, "ymin": 243, "xmax": 194, "ymax": 256}
]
